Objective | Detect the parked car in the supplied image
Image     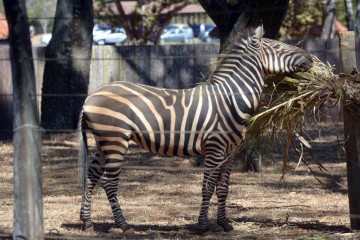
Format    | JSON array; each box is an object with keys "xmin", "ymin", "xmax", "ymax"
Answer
[
  {"xmin": 189, "ymin": 24, "xmax": 201, "ymax": 38},
  {"xmin": 93, "ymin": 24, "xmax": 111, "ymax": 36},
  {"xmin": 39, "ymin": 25, "xmax": 123, "ymax": 46},
  {"xmin": 160, "ymin": 24, "xmax": 194, "ymax": 44},
  {"xmin": 93, "ymin": 27, "xmax": 127, "ymax": 45},
  {"xmin": 198, "ymin": 23, "xmax": 219, "ymax": 42}
]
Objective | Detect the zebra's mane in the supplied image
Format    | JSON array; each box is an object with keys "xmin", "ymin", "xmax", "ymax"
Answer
[{"xmin": 203, "ymin": 26, "xmax": 263, "ymax": 85}]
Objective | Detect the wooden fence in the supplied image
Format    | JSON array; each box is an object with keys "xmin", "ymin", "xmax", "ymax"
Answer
[
  {"xmin": 88, "ymin": 43, "xmax": 220, "ymax": 91},
  {"xmin": 0, "ymin": 37, "xmax": 359, "ymax": 138}
]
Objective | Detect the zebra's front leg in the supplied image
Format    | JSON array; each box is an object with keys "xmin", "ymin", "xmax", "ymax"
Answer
[
  {"xmin": 102, "ymin": 165, "xmax": 134, "ymax": 234},
  {"xmin": 198, "ymin": 168, "xmax": 220, "ymax": 232},
  {"xmin": 80, "ymin": 154, "xmax": 104, "ymax": 230},
  {"xmin": 216, "ymin": 164, "xmax": 234, "ymax": 232}
]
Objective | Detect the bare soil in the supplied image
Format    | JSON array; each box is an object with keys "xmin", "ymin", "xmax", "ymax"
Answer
[{"xmin": 1, "ymin": 123, "xmax": 360, "ymax": 239}]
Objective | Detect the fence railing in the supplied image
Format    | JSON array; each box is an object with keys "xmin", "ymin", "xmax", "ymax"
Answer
[{"xmin": 1, "ymin": 37, "xmax": 358, "ymax": 138}]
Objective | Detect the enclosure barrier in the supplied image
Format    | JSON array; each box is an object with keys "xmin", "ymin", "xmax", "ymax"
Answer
[{"xmin": 1, "ymin": 37, "xmax": 359, "ymax": 138}]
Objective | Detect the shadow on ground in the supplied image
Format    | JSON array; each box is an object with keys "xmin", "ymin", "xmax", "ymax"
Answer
[{"xmin": 59, "ymin": 217, "xmax": 354, "ymax": 239}]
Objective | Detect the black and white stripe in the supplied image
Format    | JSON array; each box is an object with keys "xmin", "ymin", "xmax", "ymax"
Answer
[{"xmin": 79, "ymin": 25, "xmax": 313, "ymax": 233}]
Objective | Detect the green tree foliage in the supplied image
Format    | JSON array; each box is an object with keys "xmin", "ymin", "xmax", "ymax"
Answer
[
  {"xmin": 0, "ymin": 1, "xmax": 57, "ymax": 34},
  {"xmin": 94, "ymin": 0, "xmax": 193, "ymax": 44},
  {"xmin": 279, "ymin": 0, "xmax": 323, "ymax": 39}
]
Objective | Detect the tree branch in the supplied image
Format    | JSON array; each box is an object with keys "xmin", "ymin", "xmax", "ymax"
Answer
[
  {"xmin": 153, "ymin": 0, "xmax": 192, "ymax": 44},
  {"xmin": 198, "ymin": 0, "xmax": 289, "ymax": 47},
  {"xmin": 113, "ymin": 0, "xmax": 136, "ymax": 40}
]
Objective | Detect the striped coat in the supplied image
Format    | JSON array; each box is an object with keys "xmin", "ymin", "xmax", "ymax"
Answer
[{"xmin": 79, "ymin": 25, "xmax": 313, "ymax": 233}]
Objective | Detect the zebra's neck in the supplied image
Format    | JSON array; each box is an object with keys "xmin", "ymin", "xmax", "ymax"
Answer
[{"xmin": 208, "ymin": 50, "xmax": 265, "ymax": 116}]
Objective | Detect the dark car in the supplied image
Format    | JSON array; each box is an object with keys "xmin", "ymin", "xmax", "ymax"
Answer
[{"xmin": 198, "ymin": 23, "xmax": 219, "ymax": 42}]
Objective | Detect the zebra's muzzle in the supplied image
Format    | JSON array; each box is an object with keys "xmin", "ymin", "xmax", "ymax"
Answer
[{"xmin": 296, "ymin": 50, "xmax": 313, "ymax": 72}]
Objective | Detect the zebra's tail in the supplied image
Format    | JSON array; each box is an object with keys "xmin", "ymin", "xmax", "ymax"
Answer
[{"xmin": 78, "ymin": 109, "xmax": 89, "ymax": 192}]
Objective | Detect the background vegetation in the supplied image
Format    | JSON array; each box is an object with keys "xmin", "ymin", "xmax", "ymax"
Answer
[{"xmin": 1, "ymin": 0, "xmax": 359, "ymax": 41}]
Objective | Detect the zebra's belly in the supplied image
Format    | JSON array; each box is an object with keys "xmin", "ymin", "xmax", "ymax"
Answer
[{"xmin": 130, "ymin": 130, "xmax": 205, "ymax": 158}]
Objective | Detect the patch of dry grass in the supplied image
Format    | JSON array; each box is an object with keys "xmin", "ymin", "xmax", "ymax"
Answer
[{"xmin": 1, "ymin": 125, "xmax": 360, "ymax": 239}]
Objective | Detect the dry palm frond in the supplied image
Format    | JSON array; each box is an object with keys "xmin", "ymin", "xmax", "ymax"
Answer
[
  {"xmin": 247, "ymin": 57, "xmax": 340, "ymax": 139},
  {"xmin": 245, "ymin": 56, "xmax": 360, "ymax": 172}
]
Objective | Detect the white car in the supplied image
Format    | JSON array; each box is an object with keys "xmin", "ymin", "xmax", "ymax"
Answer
[
  {"xmin": 40, "ymin": 26, "xmax": 127, "ymax": 46},
  {"xmin": 93, "ymin": 24, "xmax": 111, "ymax": 36},
  {"xmin": 93, "ymin": 28, "xmax": 127, "ymax": 45},
  {"xmin": 160, "ymin": 24, "xmax": 194, "ymax": 44}
]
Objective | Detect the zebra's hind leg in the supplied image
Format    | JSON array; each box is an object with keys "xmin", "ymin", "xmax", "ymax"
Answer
[
  {"xmin": 101, "ymin": 140, "xmax": 134, "ymax": 233},
  {"xmin": 216, "ymin": 164, "xmax": 234, "ymax": 232},
  {"xmin": 80, "ymin": 152, "xmax": 105, "ymax": 231},
  {"xmin": 198, "ymin": 167, "xmax": 220, "ymax": 232}
]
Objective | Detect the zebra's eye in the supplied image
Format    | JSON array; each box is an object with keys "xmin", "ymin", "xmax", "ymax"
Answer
[{"xmin": 273, "ymin": 43, "xmax": 281, "ymax": 49}]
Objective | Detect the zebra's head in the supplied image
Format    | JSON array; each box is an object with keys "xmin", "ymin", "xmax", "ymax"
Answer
[
  {"xmin": 226, "ymin": 25, "xmax": 313, "ymax": 75},
  {"xmin": 211, "ymin": 25, "xmax": 313, "ymax": 84},
  {"xmin": 255, "ymin": 27, "xmax": 313, "ymax": 74}
]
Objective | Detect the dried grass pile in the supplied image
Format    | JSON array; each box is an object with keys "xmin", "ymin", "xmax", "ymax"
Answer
[
  {"xmin": 247, "ymin": 56, "xmax": 360, "ymax": 140},
  {"xmin": 245, "ymin": 57, "xmax": 360, "ymax": 170}
]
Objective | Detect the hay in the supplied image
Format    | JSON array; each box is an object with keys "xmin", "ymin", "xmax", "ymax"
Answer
[
  {"xmin": 245, "ymin": 56, "xmax": 360, "ymax": 173},
  {"xmin": 247, "ymin": 56, "xmax": 360, "ymax": 140}
]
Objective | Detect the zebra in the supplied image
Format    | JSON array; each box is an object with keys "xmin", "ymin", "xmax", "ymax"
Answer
[{"xmin": 78, "ymin": 25, "xmax": 313, "ymax": 233}]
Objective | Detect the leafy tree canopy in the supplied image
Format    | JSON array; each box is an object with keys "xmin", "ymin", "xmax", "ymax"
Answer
[
  {"xmin": 279, "ymin": 0, "xmax": 323, "ymax": 39},
  {"xmin": 94, "ymin": 0, "xmax": 194, "ymax": 44}
]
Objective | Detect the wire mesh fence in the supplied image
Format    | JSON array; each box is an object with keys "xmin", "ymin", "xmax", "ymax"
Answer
[
  {"xmin": 0, "ymin": 37, "xmax": 353, "ymax": 138},
  {"xmin": 0, "ymin": 25, "xmax": 357, "ymax": 238}
]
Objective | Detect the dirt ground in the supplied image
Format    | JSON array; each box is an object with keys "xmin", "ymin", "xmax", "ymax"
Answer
[{"xmin": 1, "ymin": 123, "xmax": 360, "ymax": 239}]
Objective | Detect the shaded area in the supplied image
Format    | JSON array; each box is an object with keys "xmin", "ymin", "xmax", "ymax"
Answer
[
  {"xmin": 59, "ymin": 218, "xmax": 354, "ymax": 240},
  {"xmin": 0, "ymin": 124, "xmax": 356, "ymax": 239},
  {"xmin": 61, "ymin": 222, "xmax": 199, "ymax": 235},
  {"xmin": 109, "ymin": 44, "xmax": 219, "ymax": 89},
  {"xmin": 234, "ymin": 216, "xmax": 352, "ymax": 233}
]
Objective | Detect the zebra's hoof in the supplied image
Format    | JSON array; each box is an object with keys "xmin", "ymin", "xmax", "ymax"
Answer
[
  {"xmin": 123, "ymin": 227, "xmax": 135, "ymax": 235},
  {"xmin": 118, "ymin": 224, "xmax": 135, "ymax": 235},
  {"xmin": 219, "ymin": 222, "xmax": 234, "ymax": 232},
  {"xmin": 82, "ymin": 221, "xmax": 94, "ymax": 231}
]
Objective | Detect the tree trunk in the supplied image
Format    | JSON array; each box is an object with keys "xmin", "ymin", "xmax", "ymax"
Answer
[
  {"xmin": 41, "ymin": 0, "xmax": 94, "ymax": 130},
  {"xmin": 344, "ymin": 0, "xmax": 355, "ymax": 31},
  {"xmin": 354, "ymin": 0, "xmax": 360, "ymax": 36},
  {"xmin": 198, "ymin": 0, "xmax": 289, "ymax": 46},
  {"xmin": 321, "ymin": 0, "xmax": 336, "ymax": 39},
  {"xmin": 4, "ymin": 0, "xmax": 43, "ymax": 238},
  {"xmin": 339, "ymin": 31, "xmax": 360, "ymax": 230}
]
